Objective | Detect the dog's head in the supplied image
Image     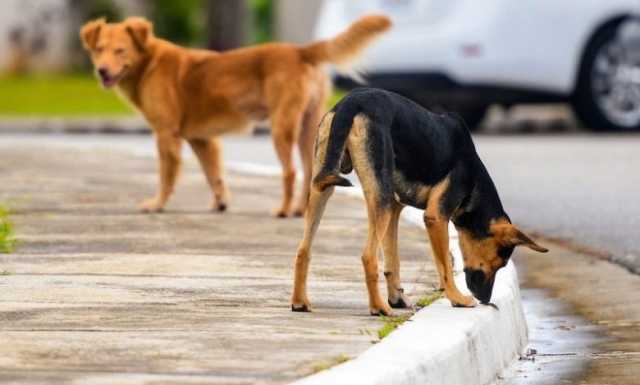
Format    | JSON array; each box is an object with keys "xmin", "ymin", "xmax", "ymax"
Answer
[
  {"xmin": 458, "ymin": 219, "xmax": 547, "ymax": 303},
  {"xmin": 80, "ymin": 17, "xmax": 153, "ymax": 88}
]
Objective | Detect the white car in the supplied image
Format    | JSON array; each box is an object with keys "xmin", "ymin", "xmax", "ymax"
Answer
[{"xmin": 316, "ymin": 0, "xmax": 640, "ymax": 131}]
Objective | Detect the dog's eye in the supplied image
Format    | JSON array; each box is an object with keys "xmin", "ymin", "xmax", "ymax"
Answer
[
  {"xmin": 114, "ymin": 48, "xmax": 126, "ymax": 55},
  {"xmin": 95, "ymin": 47, "xmax": 104, "ymax": 54}
]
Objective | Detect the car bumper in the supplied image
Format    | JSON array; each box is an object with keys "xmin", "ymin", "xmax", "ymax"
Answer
[{"xmin": 336, "ymin": 72, "xmax": 569, "ymax": 106}]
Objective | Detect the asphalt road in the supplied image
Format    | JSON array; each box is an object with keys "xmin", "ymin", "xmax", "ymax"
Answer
[
  {"xmin": 0, "ymin": 131, "xmax": 638, "ymax": 272},
  {"xmin": 474, "ymin": 133, "xmax": 640, "ymax": 270}
]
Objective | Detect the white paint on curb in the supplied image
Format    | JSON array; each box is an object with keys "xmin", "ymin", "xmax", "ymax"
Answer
[{"xmin": 227, "ymin": 161, "xmax": 528, "ymax": 385}]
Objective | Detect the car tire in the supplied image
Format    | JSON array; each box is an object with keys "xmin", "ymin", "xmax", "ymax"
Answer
[{"xmin": 572, "ymin": 21, "xmax": 640, "ymax": 131}]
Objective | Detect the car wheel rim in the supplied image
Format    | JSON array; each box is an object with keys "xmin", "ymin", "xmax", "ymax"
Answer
[{"xmin": 591, "ymin": 35, "xmax": 640, "ymax": 128}]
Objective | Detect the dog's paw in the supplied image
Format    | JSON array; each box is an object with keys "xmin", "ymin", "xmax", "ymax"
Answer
[
  {"xmin": 370, "ymin": 304, "xmax": 394, "ymax": 317},
  {"xmin": 211, "ymin": 201, "xmax": 227, "ymax": 212},
  {"xmin": 291, "ymin": 302, "xmax": 312, "ymax": 312},
  {"xmin": 293, "ymin": 208, "xmax": 305, "ymax": 217},
  {"xmin": 273, "ymin": 207, "xmax": 290, "ymax": 218},
  {"xmin": 450, "ymin": 294, "xmax": 477, "ymax": 308},
  {"xmin": 388, "ymin": 292, "xmax": 412, "ymax": 309},
  {"xmin": 139, "ymin": 197, "xmax": 164, "ymax": 213}
]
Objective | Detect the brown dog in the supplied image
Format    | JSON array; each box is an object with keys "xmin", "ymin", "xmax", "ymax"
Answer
[{"xmin": 80, "ymin": 15, "xmax": 391, "ymax": 216}]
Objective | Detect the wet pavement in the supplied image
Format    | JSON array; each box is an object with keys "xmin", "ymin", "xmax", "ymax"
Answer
[{"xmin": 501, "ymin": 244, "xmax": 640, "ymax": 385}]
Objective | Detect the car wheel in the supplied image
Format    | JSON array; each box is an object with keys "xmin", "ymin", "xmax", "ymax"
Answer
[{"xmin": 573, "ymin": 21, "xmax": 640, "ymax": 131}]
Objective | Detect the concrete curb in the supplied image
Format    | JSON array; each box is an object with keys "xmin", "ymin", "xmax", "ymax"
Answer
[
  {"xmin": 293, "ymin": 261, "xmax": 526, "ymax": 385},
  {"xmin": 226, "ymin": 162, "xmax": 528, "ymax": 385},
  {"xmin": 0, "ymin": 118, "xmax": 273, "ymax": 136}
]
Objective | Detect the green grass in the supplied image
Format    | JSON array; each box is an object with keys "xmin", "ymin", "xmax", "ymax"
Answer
[
  {"xmin": 416, "ymin": 291, "xmax": 444, "ymax": 309},
  {"xmin": 0, "ymin": 74, "xmax": 134, "ymax": 117},
  {"xmin": 377, "ymin": 313, "xmax": 413, "ymax": 340},
  {"xmin": 377, "ymin": 290, "xmax": 444, "ymax": 340},
  {"xmin": 0, "ymin": 205, "xmax": 16, "ymax": 253},
  {"xmin": 310, "ymin": 354, "xmax": 351, "ymax": 374},
  {"xmin": 328, "ymin": 89, "xmax": 347, "ymax": 109},
  {"xmin": 0, "ymin": 74, "xmax": 346, "ymax": 118}
]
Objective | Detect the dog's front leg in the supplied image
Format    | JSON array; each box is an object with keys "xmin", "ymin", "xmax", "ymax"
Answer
[
  {"xmin": 188, "ymin": 137, "xmax": 230, "ymax": 212},
  {"xmin": 424, "ymin": 214, "xmax": 476, "ymax": 308},
  {"xmin": 140, "ymin": 131, "xmax": 182, "ymax": 213}
]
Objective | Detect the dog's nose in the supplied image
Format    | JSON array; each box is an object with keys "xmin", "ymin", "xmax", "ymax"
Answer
[{"xmin": 98, "ymin": 67, "xmax": 109, "ymax": 78}]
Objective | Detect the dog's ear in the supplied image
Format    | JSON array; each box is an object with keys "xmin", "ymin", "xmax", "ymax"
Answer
[
  {"xmin": 80, "ymin": 18, "xmax": 106, "ymax": 51},
  {"xmin": 124, "ymin": 17, "xmax": 153, "ymax": 52},
  {"xmin": 491, "ymin": 223, "xmax": 548, "ymax": 253}
]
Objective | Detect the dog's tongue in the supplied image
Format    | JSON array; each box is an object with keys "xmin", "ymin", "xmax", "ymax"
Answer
[
  {"xmin": 101, "ymin": 76, "xmax": 116, "ymax": 88},
  {"xmin": 99, "ymin": 73, "xmax": 117, "ymax": 88}
]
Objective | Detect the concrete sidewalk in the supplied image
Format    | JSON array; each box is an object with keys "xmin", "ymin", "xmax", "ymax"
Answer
[{"xmin": 0, "ymin": 145, "xmax": 437, "ymax": 385}]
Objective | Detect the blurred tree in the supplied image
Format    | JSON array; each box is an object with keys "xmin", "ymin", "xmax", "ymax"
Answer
[
  {"xmin": 206, "ymin": 0, "xmax": 249, "ymax": 50},
  {"xmin": 250, "ymin": 0, "xmax": 273, "ymax": 44},
  {"xmin": 150, "ymin": 0, "xmax": 204, "ymax": 46},
  {"xmin": 79, "ymin": 0, "xmax": 122, "ymax": 22}
]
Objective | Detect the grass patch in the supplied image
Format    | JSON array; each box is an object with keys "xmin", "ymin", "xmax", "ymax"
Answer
[
  {"xmin": 0, "ymin": 74, "xmax": 134, "ymax": 117},
  {"xmin": 0, "ymin": 74, "xmax": 347, "ymax": 118},
  {"xmin": 377, "ymin": 313, "xmax": 413, "ymax": 340},
  {"xmin": 328, "ymin": 88, "xmax": 347, "ymax": 109},
  {"xmin": 310, "ymin": 354, "xmax": 351, "ymax": 374},
  {"xmin": 377, "ymin": 290, "xmax": 444, "ymax": 340},
  {"xmin": 0, "ymin": 205, "xmax": 16, "ymax": 253},
  {"xmin": 416, "ymin": 291, "xmax": 444, "ymax": 309}
]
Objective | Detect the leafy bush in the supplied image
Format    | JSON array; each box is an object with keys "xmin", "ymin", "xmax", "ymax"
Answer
[
  {"xmin": 150, "ymin": 0, "xmax": 205, "ymax": 46},
  {"xmin": 250, "ymin": 0, "xmax": 273, "ymax": 43},
  {"xmin": 82, "ymin": 0, "xmax": 123, "ymax": 22}
]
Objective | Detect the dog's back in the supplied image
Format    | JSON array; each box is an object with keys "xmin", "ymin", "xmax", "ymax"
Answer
[{"xmin": 313, "ymin": 88, "xmax": 478, "ymax": 197}]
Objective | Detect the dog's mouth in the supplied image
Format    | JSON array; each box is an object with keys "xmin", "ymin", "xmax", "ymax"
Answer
[{"xmin": 98, "ymin": 68, "xmax": 127, "ymax": 88}]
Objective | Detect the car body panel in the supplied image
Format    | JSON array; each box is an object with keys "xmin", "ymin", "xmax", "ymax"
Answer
[{"xmin": 316, "ymin": 0, "xmax": 640, "ymax": 96}]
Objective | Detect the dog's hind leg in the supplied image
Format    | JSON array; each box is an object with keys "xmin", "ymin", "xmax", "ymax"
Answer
[
  {"xmin": 361, "ymin": 198, "xmax": 393, "ymax": 316},
  {"xmin": 291, "ymin": 185, "xmax": 334, "ymax": 312},
  {"xmin": 188, "ymin": 137, "xmax": 230, "ymax": 212},
  {"xmin": 269, "ymin": 91, "xmax": 308, "ymax": 218},
  {"xmin": 291, "ymin": 111, "xmax": 336, "ymax": 312},
  {"xmin": 348, "ymin": 114, "xmax": 395, "ymax": 316},
  {"xmin": 382, "ymin": 201, "xmax": 411, "ymax": 309}
]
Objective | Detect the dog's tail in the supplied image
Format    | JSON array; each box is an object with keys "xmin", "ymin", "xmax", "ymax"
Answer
[
  {"xmin": 312, "ymin": 107, "xmax": 360, "ymax": 192},
  {"xmin": 301, "ymin": 15, "xmax": 391, "ymax": 69}
]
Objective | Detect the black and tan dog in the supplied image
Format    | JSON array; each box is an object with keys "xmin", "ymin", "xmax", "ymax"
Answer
[{"xmin": 291, "ymin": 88, "xmax": 548, "ymax": 316}]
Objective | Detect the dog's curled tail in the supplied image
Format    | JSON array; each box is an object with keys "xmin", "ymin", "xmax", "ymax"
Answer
[
  {"xmin": 301, "ymin": 15, "xmax": 392, "ymax": 68},
  {"xmin": 312, "ymin": 107, "xmax": 360, "ymax": 192},
  {"xmin": 313, "ymin": 173, "xmax": 353, "ymax": 192}
]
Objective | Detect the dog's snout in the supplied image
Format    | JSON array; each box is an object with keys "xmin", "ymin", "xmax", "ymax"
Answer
[
  {"xmin": 464, "ymin": 268, "xmax": 494, "ymax": 304},
  {"xmin": 98, "ymin": 67, "xmax": 109, "ymax": 78},
  {"xmin": 464, "ymin": 268, "xmax": 485, "ymax": 286}
]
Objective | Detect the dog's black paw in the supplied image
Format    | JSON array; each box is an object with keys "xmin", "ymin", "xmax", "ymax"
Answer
[
  {"xmin": 291, "ymin": 303, "xmax": 310, "ymax": 312},
  {"xmin": 388, "ymin": 297, "xmax": 409, "ymax": 309}
]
